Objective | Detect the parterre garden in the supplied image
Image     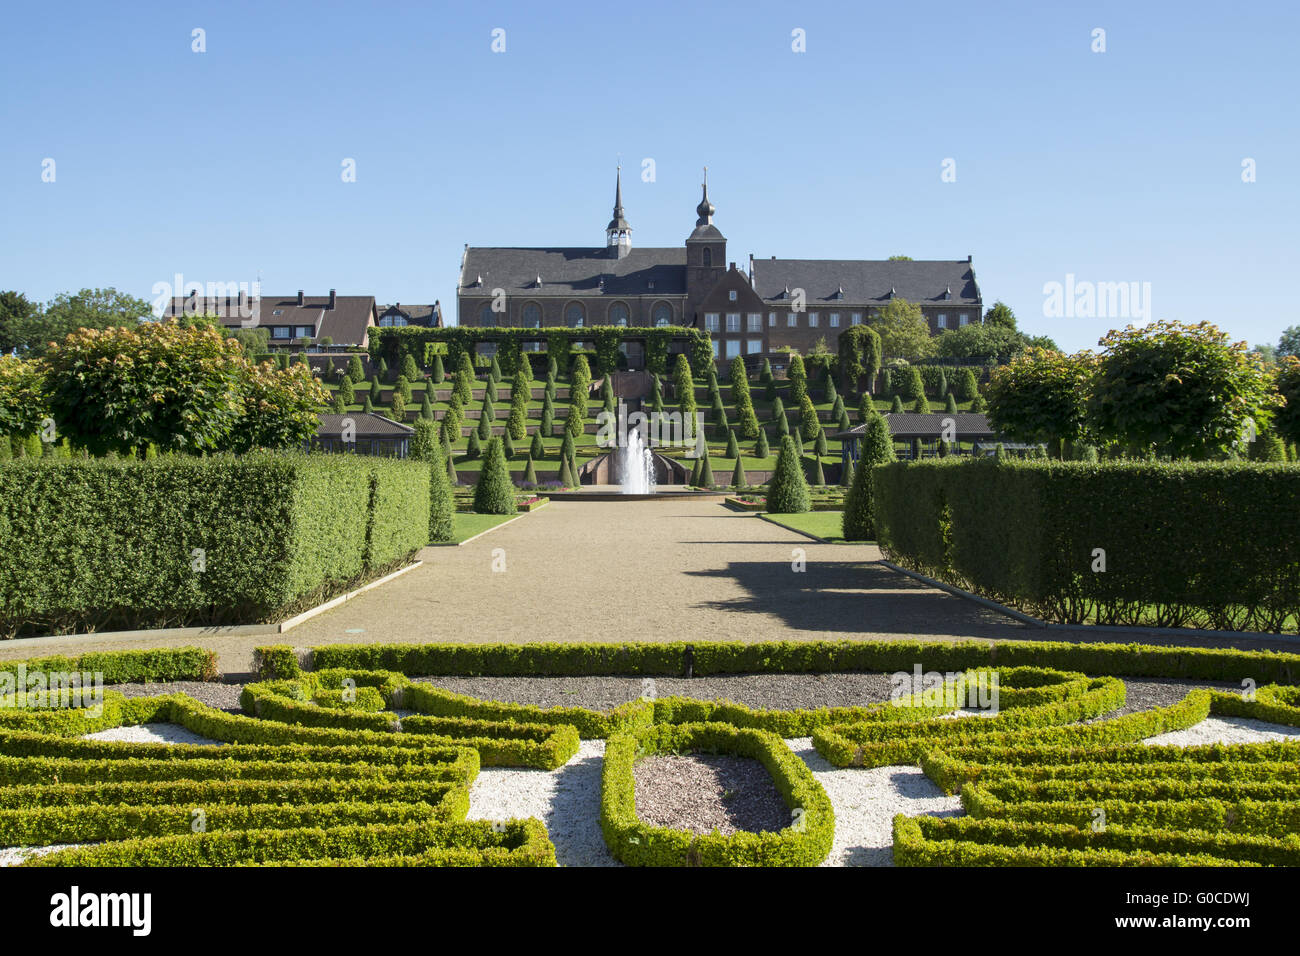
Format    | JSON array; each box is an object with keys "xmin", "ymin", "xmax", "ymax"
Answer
[{"xmin": 3, "ymin": 639, "xmax": 1299, "ymax": 867}]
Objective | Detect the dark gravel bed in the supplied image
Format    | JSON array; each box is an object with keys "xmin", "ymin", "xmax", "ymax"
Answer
[
  {"xmin": 1091, "ymin": 678, "xmax": 1239, "ymax": 722},
  {"xmin": 633, "ymin": 754, "xmax": 790, "ymax": 835},
  {"xmin": 108, "ymin": 682, "xmax": 245, "ymax": 713},
  {"xmin": 415, "ymin": 673, "xmax": 897, "ymax": 711}
]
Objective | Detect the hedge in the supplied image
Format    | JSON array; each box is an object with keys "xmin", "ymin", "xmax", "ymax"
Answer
[
  {"xmin": 873, "ymin": 459, "xmax": 1300, "ymax": 631},
  {"xmin": 892, "ymin": 816, "xmax": 1271, "ymax": 867},
  {"xmin": 0, "ymin": 454, "xmax": 429, "ymax": 636},
  {"xmin": 0, "ymin": 647, "xmax": 217, "ymax": 684},
  {"xmin": 238, "ymin": 671, "xmax": 580, "ymax": 768},
  {"xmin": 815, "ymin": 687, "xmax": 1210, "ymax": 768},
  {"xmin": 269, "ymin": 639, "xmax": 1300, "ymax": 685},
  {"xmin": 368, "ymin": 326, "xmax": 714, "ymax": 378},
  {"xmin": 600, "ymin": 722, "xmax": 834, "ymax": 866},
  {"xmin": 24, "ymin": 819, "xmax": 557, "ymax": 867}
]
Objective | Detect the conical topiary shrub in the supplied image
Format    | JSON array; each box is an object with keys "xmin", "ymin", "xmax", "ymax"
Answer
[
  {"xmin": 432, "ymin": 354, "xmax": 445, "ymax": 384},
  {"xmin": 363, "ymin": 394, "xmax": 375, "ymax": 415},
  {"xmin": 523, "ymin": 455, "xmax": 538, "ymax": 486},
  {"xmin": 560, "ymin": 431, "xmax": 575, "ymax": 461},
  {"xmin": 815, "ymin": 431, "xmax": 828, "ymax": 457},
  {"xmin": 466, "ymin": 431, "xmax": 482, "ymax": 459},
  {"xmin": 944, "ymin": 392, "xmax": 958, "ymax": 413},
  {"xmin": 841, "ymin": 456, "xmax": 855, "ymax": 488},
  {"xmin": 689, "ymin": 455, "xmax": 702, "ymax": 486},
  {"xmin": 473, "ymin": 438, "xmax": 515, "ymax": 514},
  {"xmin": 489, "ymin": 354, "xmax": 502, "ymax": 383},
  {"xmin": 794, "ymin": 432, "xmax": 804, "ymax": 457},
  {"xmin": 447, "ymin": 455, "xmax": 459, "ymax": 487},
  {"xmin": 776, "ymin": 412, "xmax": 790, "ymax": 437},
  {"xmin": 891, "ymin": 395, "xmax": 904, "ymax": 413},
  {"xmin": 420, "ymin": 391, "xmax": 434, "ymax": 420},
  {"xmin": 530, "ymin": 431, "xmax": 545, "ymax": 459},
  {"xmin": 811, "ymin": 457, "xmax": 825, "ymax": 487},
  {"xmin": 725, "ymin": 429, "xmax": 740, "ymax": 459},
  {"xmin": 842, "ymin": 409, "xmax": 894, "ymax": 540},
  {"xmin": 731, "ymin": 456, "xmax": 746, "ymax": 489},
  {"xmin": 502, "ymin": 432, "xmax": 516, "ymax": 459},
  {"xmin": 559, "ymin": 455, "xmax": 576, "ymax": 487},
  {"xmin": 755, "ymin": 430, "xmax": 770, "ymax": 458},
  {"xmin": 766, "ymin": 435, "xmax": 811, "ymax": 514},
  {"xmin": 697, "ymin": 448, "xmax": 715, "ymax": 489},
  {"xmin": 411, "ymin": 421, "xmax": 455, "ymax": 543},
  {"xmin": 799, "ymin": 394, "xmax": 821, "ymax": 441}
]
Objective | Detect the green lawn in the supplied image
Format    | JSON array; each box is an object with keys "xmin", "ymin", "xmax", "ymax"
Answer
[
  {"xmin": 448, "ymin": 512, "xmax": 518, "ymax": 543},
  {"xmin": 759, "ymin": 510, "xmax": 867, "ymax": 544}
]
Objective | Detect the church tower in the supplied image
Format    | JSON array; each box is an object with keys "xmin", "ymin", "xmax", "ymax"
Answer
[
  {"xmin": 605, "ymin": 166, "xmax": 632, "ymax": 258},
  {"xmin": 685, "ymin": 169, "xmax": 726, "ymax": 318}
]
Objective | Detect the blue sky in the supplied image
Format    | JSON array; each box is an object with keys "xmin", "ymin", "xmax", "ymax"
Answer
[{"xmin": 2, "ymin": 0, "xmax": 1297, "ymax": 353}]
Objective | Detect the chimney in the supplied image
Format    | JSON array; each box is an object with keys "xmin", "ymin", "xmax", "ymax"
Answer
[
  {"xmin": 297, "ymin": 289, "xmax": 305, "ymax": 306},
  {"xmin": 328, "ymin": 289, "xmax": 336, "ymax": 310}
]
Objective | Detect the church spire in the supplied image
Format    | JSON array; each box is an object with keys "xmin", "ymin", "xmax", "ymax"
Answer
[
  {"xmin": 606, "ymin": 165, "xmax": 632, "ymax": 257},
  {"xmin": 695, "ymin": 166, "xmax": 716, "ymax": 226}
]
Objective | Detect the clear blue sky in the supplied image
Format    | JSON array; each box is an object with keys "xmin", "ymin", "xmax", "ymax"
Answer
[{"xmin": 2, "ymin": 0, "xmax": 1297, "ymax": 353}]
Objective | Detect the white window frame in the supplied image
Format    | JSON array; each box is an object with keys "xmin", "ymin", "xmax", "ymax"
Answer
[
  {"xmin": 959, "ymin": 313, "xmax": 970, "ymax": 326},
  {"xmin": 271, "ymin": 326, "xmax": 291, "ymax": 339},
  {"xmin": 937, "ymin": 314, "xmax": 948, "ymax": 329},
  {"xmin": 808, "ymin": 312, "xmax": 819, "ymax": 328},
  {"xmin": 728, "ymin": 290, "xmax": 738, "ymax": 301},
  {"xmin": 704, "ymin": 313, "xmax": 719, "ymax": 332},
  {"xmin": 746, "ymin": 339, "xmax": 763, "ymax": 354},
  {"xmin": 725, "ymin": 339, "xmax": 741, "ymax": 358},
  {"xmin": 726, "ymin": 313, "xmax": 740, "ymax": 333},
  {"xmin": 768, "ymin": 312, "xmax": 777, "ymax": 327},
  {"xmin": 851, "ymin": 313, "xmax": 862, "ymax": 325},
  {"xmin": 829, "ymin": 313, "xmax": 840, "ymax": 328},
  {"xmin": 747, "ymin": 313, "xmax": 762, "ymax": 332},
  {"xmin": 787, "ymin": 312, "xmax": 797, "ymax": 327}
]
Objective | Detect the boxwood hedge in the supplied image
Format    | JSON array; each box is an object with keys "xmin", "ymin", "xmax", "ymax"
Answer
[{"xmin": 600, "ymin": 722, "xmax": 834, "ymax": 866}]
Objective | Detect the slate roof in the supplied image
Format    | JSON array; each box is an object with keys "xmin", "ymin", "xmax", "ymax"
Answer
[
  {"xmin": 316, "ymin": 413, "xmax": 414, "ymax": 438},
  {"xmin": 834, "ymin": 412, "xmax": 995, "ymax": 440},
  {"xmin": 750, "ymin": 258, "xmax": 981, "ymax": 306},
  {"xmin": 377, "ymin": 303, "xmax": 441, "ymax": 326},
  {"xmin": 460, "ymin": 247, "xmax": 687, "ymax": 297},
  {"xmin": 162, "ymin": 294, "xmax": 376, "ymax": 347}
]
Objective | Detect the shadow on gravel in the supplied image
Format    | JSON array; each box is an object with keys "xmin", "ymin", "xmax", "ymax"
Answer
[
  {"xmin": 543, "ymin": 746, "xmax": 620, "ymax": 868},
  {"xmin": 686, "ymin": 560, "xmax": 1026, "ymax": 639}
]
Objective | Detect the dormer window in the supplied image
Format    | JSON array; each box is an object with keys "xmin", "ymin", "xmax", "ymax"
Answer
[
  {"xmin": 728, "ymin": 290, "xmax": 737, "ymax": 302},
  {"xmin": 702, "ymin": 248, "xmax": 712, "ymax": 268},
  {"xmin": 834, "ymin": 286, "xmax": 845, "ymax": 300}
]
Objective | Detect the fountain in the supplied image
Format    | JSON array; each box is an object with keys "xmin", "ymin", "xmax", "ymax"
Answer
[{"xmin": 614, "ymin": 420, "xmax": 656, "ymax": 494}]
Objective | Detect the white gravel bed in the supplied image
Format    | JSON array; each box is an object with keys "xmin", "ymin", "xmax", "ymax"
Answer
[
  {"xmin": 82, "ymin": 722, "xmax": 223, "ymax": 747},
  {"xmin": 785, "ymin": 737, "xmax": 963, "ymax": 866},
  {"xmin": 0, "ymin": 844, "xmax": 78, "ymax": 867},
  {"xmin": 466, "ymin": 740, "xmax": 618, "ymax": 867},
  {"xmin": 1144, "ymin": 716, "xmax": 1300, "ymax": 747}
]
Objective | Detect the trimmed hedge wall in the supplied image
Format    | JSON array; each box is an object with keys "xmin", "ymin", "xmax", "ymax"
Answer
[
  {"xmin": 0, "ymin": 647, "xmax": 218, "ymax": 684},
  {"xmin": 0, "ymin": 454, "xmax": 429, "ymax": 636},
  {"xmin": 873, "ymin": 459, "xmax": 1300, "ymax": 631},
  {"xmin": 270, "ymin": 639, "xmax": 1300, "ymax": 685},
  {"xmin": 25, "ymin": 819, "xmax": 556, "ymax": 867},
  {"xmin": 600, "ymin": 722, "xmax": 834, "ymax": 866}
]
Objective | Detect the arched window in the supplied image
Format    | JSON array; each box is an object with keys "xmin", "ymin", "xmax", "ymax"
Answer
[
  {"xmin": 522, "ymin": 303, "xmax": 541, "ymax": 328},
  {"xmin": 702, "ymin": 248, "xmax": 712, "ymax": 268},
  {"xmin": 609, "ymin": 302, "xmax": 630, "ymax": 326},
  {"xmin": 565, "ymin": 303, "xmax": 585, "ymax": 328},
  {"xmin": 480, "ymin": 305, "xmax": 496, "ymax": 328},
  {"xmin": 653, "ymin": 303, "xmax": 672, "ymax": 327}
]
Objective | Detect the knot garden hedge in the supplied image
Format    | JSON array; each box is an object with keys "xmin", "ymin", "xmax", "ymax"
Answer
[{"xmin": 1, "ymin": 639, "xmax": 1299, "ymax": 866}]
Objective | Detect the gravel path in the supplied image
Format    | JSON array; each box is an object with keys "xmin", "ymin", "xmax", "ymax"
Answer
[
  {"xmin": 466, "ymin": 740, "xmax": 618, "ymax": 867},
  {"xmin": 786, "ymin": 737, "xmax": 963, "ymax": 866},
  {"xmin": 633, "ymin": 754, "xmax": 789, "ymax": 835},
  {"xmin": 108, "ymin": 681, "xmax": 244, "ymax": 712},
  {"xmin": 82, "ymin": 723, "xmax": 223, "ymax": 747},
  {"xmin": 1144, "ymin": 716, "xmax": 1300, "ymax": 746}
]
